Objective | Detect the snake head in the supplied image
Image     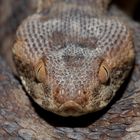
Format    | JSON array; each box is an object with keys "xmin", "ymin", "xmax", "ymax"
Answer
[{"xmin": 12, "ymin": 14, "xmax": 135, "ymax": 116}]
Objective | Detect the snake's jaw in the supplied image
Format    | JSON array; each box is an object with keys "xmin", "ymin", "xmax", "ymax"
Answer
[
  {"xmin": 52, "ymin": 88, "xmax": 90, "ymax": 116},
  {"xmin": 59, "ymin": 101, "xmax": 83, "ymax": 116}
]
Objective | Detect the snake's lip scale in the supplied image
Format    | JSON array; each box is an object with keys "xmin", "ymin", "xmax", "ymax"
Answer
[{"xmin": 58, "ymin": 100, "xmax": 84, "ymax": 115}]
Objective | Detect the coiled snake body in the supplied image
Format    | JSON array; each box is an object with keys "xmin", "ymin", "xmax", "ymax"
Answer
[{"xmin": 12, "ymin": 0, "xmax": 135, "ymax": 116}]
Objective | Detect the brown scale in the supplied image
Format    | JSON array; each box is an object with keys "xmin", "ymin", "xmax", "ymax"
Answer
[
  {"xmin": 48, "ymin": 31, "xmax": 98, "ymax": 51},
  {"xmin": 13, "ymin": 56, "xmax": 35, "ymax": 81}
]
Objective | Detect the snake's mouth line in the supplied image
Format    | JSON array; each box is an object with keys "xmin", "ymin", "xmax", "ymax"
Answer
[{"xmin": 57, "ymin": 100, "xmax": 85, "ymax": 116}]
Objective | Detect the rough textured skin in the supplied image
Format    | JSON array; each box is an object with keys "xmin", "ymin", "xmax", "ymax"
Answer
[
  {"xmin": 12, "ymin": 0, "xmax": 135, "ymax": 116},
  {"xmin": 0, "ymin": 0, "xmax": 140, "ymax": 139}
]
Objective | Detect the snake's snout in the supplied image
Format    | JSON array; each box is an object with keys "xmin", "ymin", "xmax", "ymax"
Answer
[
  {"xmin": 54, "ymin": 89, "xmax": 88, "ymax": 105},
  {"xmin": 53, "ymin": 89, "xmax": 89, "ymax": 116}
]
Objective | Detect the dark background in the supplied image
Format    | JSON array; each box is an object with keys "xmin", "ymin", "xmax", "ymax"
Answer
[{"xmin": 113, "ymin": 0, "xmax": 140, "ymax": 21}]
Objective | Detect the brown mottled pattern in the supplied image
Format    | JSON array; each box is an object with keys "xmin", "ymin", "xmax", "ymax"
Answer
[{"xmin": 12, "ymin": 0, "xmax": 135, "ymax": 116}]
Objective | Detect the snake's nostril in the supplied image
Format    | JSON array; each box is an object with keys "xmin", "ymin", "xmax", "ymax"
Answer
[
  {"xmin": 76, "ymin": 90, "xmax": 89, "ymax": 105},
  {"xmin": 54, "ymin": 89, "xmax": 66, "ymax": 105}
]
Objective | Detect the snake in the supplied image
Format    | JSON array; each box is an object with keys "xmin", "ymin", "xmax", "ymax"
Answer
[{"xmin": 12, "ymin": 0, "xmax": 135, "ymax": 117}]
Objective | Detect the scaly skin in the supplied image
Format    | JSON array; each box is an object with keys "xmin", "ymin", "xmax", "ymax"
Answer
[{"xmin": 12, "ymin": 0, "xmax": 135, "ymax": 116}]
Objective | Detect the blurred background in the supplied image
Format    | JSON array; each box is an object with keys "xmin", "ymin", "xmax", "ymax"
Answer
[{"xmin": 113, "ymin": 0, "xmax": 140, "ymax": 21}]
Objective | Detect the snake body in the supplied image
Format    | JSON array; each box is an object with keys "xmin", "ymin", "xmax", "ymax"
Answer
[{"xmin": 12, "ymin": 0, "xmax": 135, "ymax": 116}]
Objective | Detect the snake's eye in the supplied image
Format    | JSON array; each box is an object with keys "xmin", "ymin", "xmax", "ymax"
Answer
[
  {"xmin": 35, "ymin": 59, "xmax": 46, "ymax": 82},
  {"xmin": 98, "ymin": 63, "xmax": 110, "ymax": 84}
]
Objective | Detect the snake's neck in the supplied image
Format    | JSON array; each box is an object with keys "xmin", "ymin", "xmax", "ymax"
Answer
[{"xmin": 37, "ymin": 0, "xmax": 111, "ymax": 16}]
